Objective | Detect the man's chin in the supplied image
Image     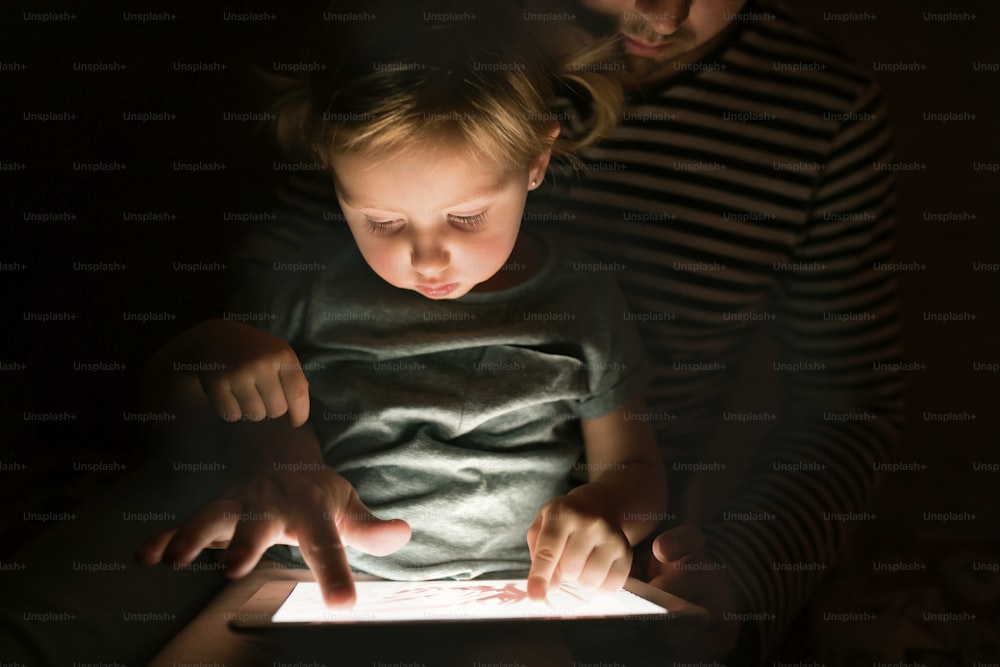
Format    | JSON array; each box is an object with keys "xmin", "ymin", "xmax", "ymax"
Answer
[
  {"xmin": 621, "ymin": 35, "xmax": 708, "ymax": 83},
  {"xmin": 623, "ymin": 52, "xmax": 682, "ymax": 79}
]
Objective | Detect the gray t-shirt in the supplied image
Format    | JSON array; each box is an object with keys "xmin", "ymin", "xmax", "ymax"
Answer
[{"xmin": 232, "ymin": 228, "xmax": 649, "ymax": 580}]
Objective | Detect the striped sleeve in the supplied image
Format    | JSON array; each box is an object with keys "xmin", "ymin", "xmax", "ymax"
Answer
[{"xmin": 701, "ymin": 79, "xmax": 904, "ymax": 659}]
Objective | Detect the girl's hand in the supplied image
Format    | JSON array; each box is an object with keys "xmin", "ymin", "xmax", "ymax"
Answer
[{"xmin": 525, "ymin": 492, "xmax": 632, "ymax": 600}]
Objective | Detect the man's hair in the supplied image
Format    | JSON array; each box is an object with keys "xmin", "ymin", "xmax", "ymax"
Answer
[{"xmin": 269, "ymin": 0, "xmax": 623, "ymax": 170}]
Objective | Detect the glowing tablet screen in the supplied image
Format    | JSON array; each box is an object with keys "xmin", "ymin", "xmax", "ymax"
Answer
[{"xmin": 271, "ymin": 579, "xmax": 667, "ymax": 623}]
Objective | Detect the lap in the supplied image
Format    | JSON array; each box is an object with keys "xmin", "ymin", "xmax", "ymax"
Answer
[{"xmin": 0, "ymin": 455, "xmax": 229, "ymax": 665}]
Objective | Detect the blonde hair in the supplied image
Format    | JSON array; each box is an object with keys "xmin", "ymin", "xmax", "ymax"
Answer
[{"xmin": 270, "ymin": 0, "xmax": 623, "ymax": 171}]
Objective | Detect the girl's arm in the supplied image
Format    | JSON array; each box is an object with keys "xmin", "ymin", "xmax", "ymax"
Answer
[
  {"xmin": 576, "ymin": 392, "xmax": 668, "ymax": 544},
  {"xmin": 526, "ymin": 392, "xmax": 667, "ymax": 599},
  {"xmin": 139, "ymin": 318, "xmax": 311, "ymax": 427}
]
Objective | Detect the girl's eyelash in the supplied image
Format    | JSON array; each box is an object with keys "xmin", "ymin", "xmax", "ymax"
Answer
[
  {"xmin": 451, "ymin": 212, "xmax": 487, "ymax": 227},
  {"xmin": 363, "ymin": 212, "xmax": 487, "ymax": 233},
  {"xmin": 364, "ymin": 217, "xmax": 400, "ymax": 234}
]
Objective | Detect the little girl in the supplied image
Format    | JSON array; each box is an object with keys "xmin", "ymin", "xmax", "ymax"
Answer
[{"xmin": 139, "ymin": 0, "xmax": 666, "ymax": 616}]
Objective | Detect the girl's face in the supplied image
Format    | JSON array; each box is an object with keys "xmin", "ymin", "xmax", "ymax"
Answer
[{"xmin": 332, "ymin": 142, "xmax": 551, "ymax": 299}]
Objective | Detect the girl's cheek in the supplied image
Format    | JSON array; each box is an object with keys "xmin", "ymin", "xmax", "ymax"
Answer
[{"xmin": 378, "ymin": 245, "xmax": 406, "ymax": 277}]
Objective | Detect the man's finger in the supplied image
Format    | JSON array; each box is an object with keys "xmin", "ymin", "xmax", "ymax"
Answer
[
  {"xmin": 648, "ymin": 561, "xmax": 709, "ymax": 604},
  {"xmin": 293, "ymin": 516, "xmax": 356, "ymax": 607},
  {"xmin": 652, "ymin": 524, "xmax": 705, "ymax": 563},
  {"xmin": 160, "ymin": 500, "xmax": 242, "ymax": 566},
  {"xmin": 223, "ymin": 512, "xmax": 286, "ymax": 578},
  {"xmin": 134, "ymin": 528, "xmax": 177, "ymax": 566},
  {"xmin": 335, "ymin": 490, "xmax": 411, "ymax": 557},
  {"xmin": 647, "ymin": 526, "xmax": 713, "ymax": 603}
]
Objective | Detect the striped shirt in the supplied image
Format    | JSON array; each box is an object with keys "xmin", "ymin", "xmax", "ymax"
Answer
[
  {"xmin": 531, "ymin": 0, "xmax": 904, "ymax": 657},
  {"xmin": 231, "ymin": 0, "xmax": 903, "ymax": 659}
]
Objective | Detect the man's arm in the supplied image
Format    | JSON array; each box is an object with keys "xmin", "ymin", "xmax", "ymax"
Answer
[
  {"xmin": 137, "ymin": 230, "xmax": 411, "ymax": 604},
  {"xmin": 696, "ymin": 80, "xmax": 904, "ymax": 658},
  {"xmin": 135, "ymin": 415, "xmax": 411, "ymax": 605}
]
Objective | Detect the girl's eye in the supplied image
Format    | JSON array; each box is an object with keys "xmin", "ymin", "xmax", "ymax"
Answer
[
  {"xmin": 364, "ymin": 217, "xmax": 402, "ymax": 235},
  {"xmin": 450, "ymin": 212, "xmax": 488, "ymax": 228},
  {"xmin": 362, "ymin": 212, "xmax": 487, "ymax": 234}
]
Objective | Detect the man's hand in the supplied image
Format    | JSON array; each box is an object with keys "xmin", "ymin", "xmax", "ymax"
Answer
[
  {"xmin": 641, "ymin": 524, "xmax": 743, "ymax": 660},
  {"xmin": 525, "ymin": 492, "xmax": 632, "ymax": 600},
  {"xmin": 134, "ymin": 422, "xmax": 410, "ymax": 605}
]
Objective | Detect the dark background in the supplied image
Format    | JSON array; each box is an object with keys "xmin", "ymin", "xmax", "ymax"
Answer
[{"xmin": 2, "ymin": 0, "xmax": 998, "ymax": 662}]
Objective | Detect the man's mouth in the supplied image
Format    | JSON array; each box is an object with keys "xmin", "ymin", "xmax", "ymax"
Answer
[{"xmin": 621, "ymin": 33, "xmax": 672, "ymax": 58}]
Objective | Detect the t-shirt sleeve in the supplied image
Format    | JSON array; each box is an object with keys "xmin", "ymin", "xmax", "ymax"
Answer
[
  {"xmin": 570, "ymin": 280, "xmax": 652, "ymax": 420},
  {"xmin": 226, "ymin": 271, "xmax": 308, "ymax": 345},
  {"xmin": 226, "ymin": 226, "xmax": 355, "ymax": 346},
  {"xmin": 224, "ymin": 175, "xmax": 352, "ymax": 344}
]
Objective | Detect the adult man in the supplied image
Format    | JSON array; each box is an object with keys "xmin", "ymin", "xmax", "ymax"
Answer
[
  {"xmin": 521, "ymin": 0, "xmax": 904, "ymax": 658},
  {"xmin": 229, "ymin": 0, "xmax": 901, "ymax": 661},
  {"xmin": 1, "ymin": 0, "xmax": 901, "ymax": 664}
]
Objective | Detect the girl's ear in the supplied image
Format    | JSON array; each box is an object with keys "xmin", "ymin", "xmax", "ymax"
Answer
[{"xmin": 527, "ymin": 121, "xmax": 561, "ymax": 189}]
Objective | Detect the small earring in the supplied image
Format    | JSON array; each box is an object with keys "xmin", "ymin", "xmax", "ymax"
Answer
[{"xmin": 530, "ymin": 180, "xmax": 537, "ymax": 187}]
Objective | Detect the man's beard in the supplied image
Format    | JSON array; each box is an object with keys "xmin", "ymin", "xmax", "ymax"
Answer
[{"xmin": 619, "ymin": 15, "xmax": 698, "ymax": 77}]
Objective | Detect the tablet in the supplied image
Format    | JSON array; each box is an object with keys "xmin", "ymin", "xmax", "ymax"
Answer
[{"xmin": 228, "ymin": 577, "xmax": 693, "ymax": 630}]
